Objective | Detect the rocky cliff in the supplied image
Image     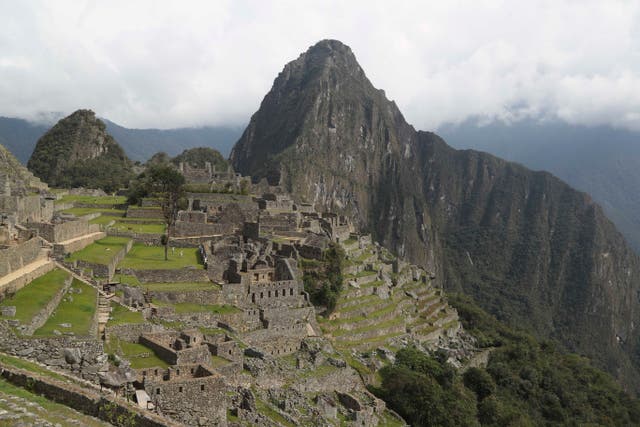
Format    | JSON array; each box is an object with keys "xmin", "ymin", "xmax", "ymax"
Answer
[
  {"xmin": 28, "ymin": 110, "xmax": 133, "ymax": 192},
  {"xmin": 231, "ymin": 39, "xmax": 640, "ymax": 391}
]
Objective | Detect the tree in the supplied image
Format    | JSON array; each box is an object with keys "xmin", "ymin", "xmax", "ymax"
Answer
[{"xmin": 146, "ymin": 165, "xmax": 186, "ymax": 260}]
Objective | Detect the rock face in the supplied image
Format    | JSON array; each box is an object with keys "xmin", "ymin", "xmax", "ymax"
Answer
[
  {"xmin": 231, "ymin": 39, "xmax": 640, "ymax": 391},
  {"xmin": 28, "ymin": 109, "xmax": 132, "ymax": 192}
]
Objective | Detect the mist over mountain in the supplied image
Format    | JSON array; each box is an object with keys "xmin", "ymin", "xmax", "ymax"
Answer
[
  {"xmin": 0, "ymin": 116, "xmax": 242, "ymax": 164},
  {"xmin": 231, "ymin": 39, "xmax": 640, "ymax": 391},
  {"xmin": 438, "ymin": 119, "xmax": 640, "ymax": 253}
]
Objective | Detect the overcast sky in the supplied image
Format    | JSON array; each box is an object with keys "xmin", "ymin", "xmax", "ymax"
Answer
[{"xmin": 1, "ymin": 0, "xmax": 639, "ymax": 131}]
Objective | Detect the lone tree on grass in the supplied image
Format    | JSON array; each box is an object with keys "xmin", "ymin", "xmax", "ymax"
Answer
[{"xmin": 146, "ymin": 165, "xmax": 186, "ymax": 261}]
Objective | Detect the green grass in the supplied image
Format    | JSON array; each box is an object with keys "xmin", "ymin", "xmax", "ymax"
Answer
[
  {"xmin": 66, "ymin": 236, "xmax": 131, "ymax": 265},
  {"xmin": 55, "ymin": 195, "xmax": 126, "ymax": 205},
  {"xmin": 0, "ymin": 353, "xmax": 69, "ymax": 382},
  {"xmin": 0, "ymin": 378, "xmax": 109, "ymax": 426},
  {"xmin": 106, "ymin": 336, "xmax": 169, "ymax": 369},
  {"xmin": 33, "ymin": 279, "xmax": 97, "ymax": 337},
  {"xmin": 118, "ymin": 244, "xmax": 203, "ymax": 270},
  {"xmin": 106, "ymin": 302, "xmax": 145, "ymax": 326},
  {"xmin": 60, "ymin": 207, "xmax": 126, "ymax": 217},
  {"xmin": 110, "ymin": 221, "xmax": 166, "ymax": 234},
  {"xmin": 0, "ymin": 269, "xmax": 70, "ymax": 324}
]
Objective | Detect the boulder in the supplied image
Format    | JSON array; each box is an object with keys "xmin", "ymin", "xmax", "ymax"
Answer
[{"xmin": 63, "ymin": 347, "xmax": 82, "ymax": 365}]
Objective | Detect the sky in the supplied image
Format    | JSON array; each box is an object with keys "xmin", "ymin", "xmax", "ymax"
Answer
[{"xmin": 1, "ymin": 0, "xmax": 639, "ymax": 131}]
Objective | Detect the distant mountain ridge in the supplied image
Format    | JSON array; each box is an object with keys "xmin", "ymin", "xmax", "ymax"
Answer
[
  {"xmin": 438, "ymin": 119, "xmax": 640, "ymax": 253},
  {"xmin": 231, "ymin": 39, "xmax": 640, "ymax": 391},
  {"xmin": 0, "ymin": 116, "xmax": 242, "ymax": 163}
]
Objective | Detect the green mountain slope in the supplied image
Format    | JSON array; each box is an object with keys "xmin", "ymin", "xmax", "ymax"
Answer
[
  {"xmin": 27, "ymin": 110, "xmax": 133, "ymax": 192},
  {"xmin": 230, "ymin": 39, "xmax": 640, "ymax": 391}
]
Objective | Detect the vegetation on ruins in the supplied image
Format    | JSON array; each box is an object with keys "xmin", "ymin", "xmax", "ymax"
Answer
[
  {"xmin": 302, "ymin": 244, "xmax": 345, "ymax": 313},
  {"xmin": 33, "ymin": 279, "xmax": 97, "ymax": 337},
  {"xmin": 171, "ymin": 147, "xmax": 229, "ymax": 171},
  {"xmin": 127, "ymin": 164, "xmax": 186, "ymax": 260},
  {"xmin": 0, "ymin": 269, "xmax": 70, "ymax": 325},
  {"xmin": 373, "ymin": 295, "xmax": 640, "ymax": 426}
]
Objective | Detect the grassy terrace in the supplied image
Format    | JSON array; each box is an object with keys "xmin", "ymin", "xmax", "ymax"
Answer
[
  {"xmin": 118, "ymin": 244, "xmax": 202, "ymax": 270},
  {"xmin": 106, "ymin": 336, "xmax": 169, "ymax": 369},
  {"xmin": 0, "ymin": 353, "xmax": 69, "ymax": 383},
  {"xmin": 0, "ymin": 269, "xmax": 70, "ymax": 324},
  {"xmin": 34, "ymin": 279, "xmax": 97, "ymax": 337},
  {"xmin": 106, "ymin": 302, "xmax": 145, "ymax": 326},
  {"xmin": 66, "ymin": 236, "xmax": 131, "ymax": 265},
  {"xmin": 60, "ymin": 207, "xmax": 126, "ymax": 217},
  {"xmin": 110, "ymin": 221, "xmax": 166, "ymax": 234},
  {"xmin": 55, "ymin": 195, "xmax": 126, "ymax": 205}
]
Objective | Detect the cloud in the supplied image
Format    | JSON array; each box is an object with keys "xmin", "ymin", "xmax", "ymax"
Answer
[{"xmin": 0, "ymin": 0, "xmax": 639, "ymax": 131}]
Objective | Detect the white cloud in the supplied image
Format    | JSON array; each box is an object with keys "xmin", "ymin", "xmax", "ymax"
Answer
[{"xmin": 0, "ymin": 0, "xmax": 639, "ymax": 131}]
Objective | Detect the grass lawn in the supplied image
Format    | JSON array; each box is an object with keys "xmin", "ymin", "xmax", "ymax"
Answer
[
  {"xmin": 110, "ymin": 221, "xmax": 166, "ymax": 234},
  {"xmin": 66, "ymin": 236, "xmax": 131, "ymax": 265},
  {"xmin": 106, "ymin": 302, "xmax": 145, "ymax": 326},
  {"xmin": 106, "ymin": 336, "xmax": 169, "ymax": 369},
  {"xmin": 55, "ymin": 195, "xmax": 126, "ymax": 205},
  {"xmin": 0, "ymin": 269, "xmax": 70, "ymax": 324},
  {"xmin": 33, "ymin": 279, "xmax": 97, "ymax": 337},
  {"xmin": 118, "ymin": 244, "xmax": 203, "ymax": 270}
]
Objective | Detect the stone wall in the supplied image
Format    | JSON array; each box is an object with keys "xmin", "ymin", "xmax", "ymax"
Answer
[
  {"xmin": 174, "ymin": 221, "xmax": 233, "ymax": 237},
  {"xmin": 27, "ymin": 219, "xmax": 100, "ymax": 243},
  {"xmin": 53, "ymin": 231, "xmax": 106, "ymax": 257},
  {"xmin": 73, "ymin": 239, "xmax": 132, "ymax": 280},
  {"xmin": 0, "ymin": 195, "xmax": 52, "ymax": 223},
  {"xmin": 144, "ymin": 373, "xmax": 228, "ymax": 426},
  {"xmin": 0, "ymin": 321, "xmax": 105, "ymax": 382},
  {"xmin": 0, "ymin": 363, "xmax": 179, "ymax": 427},
  {"xmin": 134, "ymin": 269, "xmax": 209, "ymax": 283},
  {"xmin": 126, "ymin": 208, "xmax": 164, "ymax": 219},
  {"xmin": 106, "ymin": 229, "xmax": 162, "ymax": 245},
  {"xmin": 149, "ymin": 289, "xmax": 223, "ymax": 305},
  {"xmin": 138, "ymin": 334, "xmax": 211, "ymax": 366},
  {"xmin": 247, "ymin": 280, "xmax": 303, "ymax": 308},
  {"xmin": 0, "ymin": 237, "xmax": 42, "ymax": 277},
  {"xmin": 105, "ymin": 323, "xmax": 167, "ymax": 343}
]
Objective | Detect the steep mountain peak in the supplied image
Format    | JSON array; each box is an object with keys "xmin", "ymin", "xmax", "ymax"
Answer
[
  {"xmin": 27, "ymin": 109, "xmax": 133, "ymax": 192},
  {"xmin": 231, "ymin": 41, "xmax": 640, "ymax": 391},
  {"xmin": 230, "ymin": 39, "xmax": 412, "ymax": 186}
]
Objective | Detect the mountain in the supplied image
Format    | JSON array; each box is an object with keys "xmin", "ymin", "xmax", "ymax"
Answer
[
  {"xmin": 231, "ymin": 39, "xmax": 640, "ymax": 391},
  {"xmin": 0, "ymin": 117, "xmax": 48, "ymax": 163},
  {"xmin": 0, "ymin": 116, "xmax": 242, "ymax": 164},
  {"xmin": 27, "ymin": 109, "xmax": 133, "ymax": 192},
  {"xmin": 102, "ymin": 119, "xmax": 242, "ymax": 162},
  {"xmin": 438, "ymin": 119, "xmax": 640, "ymax": 253}
]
